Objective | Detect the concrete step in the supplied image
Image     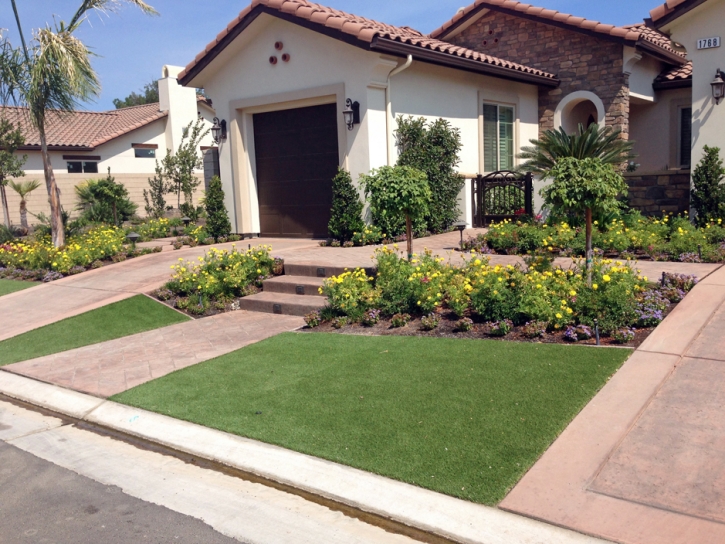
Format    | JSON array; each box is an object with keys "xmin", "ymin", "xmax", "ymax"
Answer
[
  {"xmin": 238, "ymin": 292, "xmax": 327, "ymax": 316},
  {"xmin": 262, "ymin": 276, "xmax": 326, "ymax": 297},
  {"xmin": 284, "ymin": 262, "xmax": 375, "ymax": 278}
]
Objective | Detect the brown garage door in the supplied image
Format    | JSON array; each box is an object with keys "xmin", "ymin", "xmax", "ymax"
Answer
[{"xmin": 253, "ymin": 103, "xmax": 340, "ymax": 237}]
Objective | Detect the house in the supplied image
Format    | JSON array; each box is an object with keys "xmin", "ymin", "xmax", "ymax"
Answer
[
  {"xmin": 177, "ymin": 0, "xmax": 559, "ymax": 237},
  {"xmin": 430, "ymin": 0, "xmax": 695, "ymax": 215},
  {"xmin": 1, "ymin": 66, "xmax": 217, "ymax": 225},
  {"xmin": 649, "ymin": 0, "xmax": 725, "ymax": 175}
]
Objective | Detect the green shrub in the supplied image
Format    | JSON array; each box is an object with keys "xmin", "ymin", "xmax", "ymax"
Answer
[
  {"xmin": 395, "ymin": 116, "xmax": 463, "ymax": 233},
  {"xmin": 691, "ymin": 146, "xmax": 725, "ymax": 226},
  {"xmin": 75, "ymin": 172, "xmax": 137, "ymax": 225},
  {"xmin": 328, "ymin": 169, "xmax": 364, "ymax": 242},
  {"xmin": 321, "ymin": 268, "xmax": 377, "ymax": 320},
  {"xmin": 205, "ymin": 176, "xmax": 232, "ymax": 241}
]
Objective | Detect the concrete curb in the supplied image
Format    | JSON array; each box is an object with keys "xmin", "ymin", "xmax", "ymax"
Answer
[{"xmin": 0, "ymin": 370, "xmax": 606, "ymax": 544}]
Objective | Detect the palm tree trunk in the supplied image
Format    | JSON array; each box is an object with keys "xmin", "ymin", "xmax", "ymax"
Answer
[
  {"xmin": 39, "ymin": 129, "xmax": 65, "ymax": 247},
  {"xmin": 20, "ymin": 199, "xmax": 28, "ymax": 229},
  {"xmin": 0, "ymin": 184, "xmax": 10, "ymax": 230},
  {"xmin": 585, "ymin": 207, "xmax": 593, "ymax": 286},
  {"xmin": 406, "ymin": 215, "xmax": 413, "ymax": 261}
]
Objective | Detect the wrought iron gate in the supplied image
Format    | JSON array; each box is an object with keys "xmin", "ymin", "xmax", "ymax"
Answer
[{"xmin": 471, "ymin": 170, "xmax": 533, "ymax": 227}]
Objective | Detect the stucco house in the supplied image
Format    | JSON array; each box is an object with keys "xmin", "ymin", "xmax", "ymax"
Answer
[
  {"xmin": 1, "ymin": 66, "xmax": 217, "ymax": 225},
  {"xmin": 177, "ymin": 0, "xmax": 560, "ymax": 238},
  {"xmin": 649, "ymin": 0, "xmax": 725, "ymax": 174}
]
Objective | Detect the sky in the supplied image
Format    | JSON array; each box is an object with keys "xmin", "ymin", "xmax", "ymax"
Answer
[{"xmin": 1, "ymin": 0, "xmax": 662, "ymax": 111}]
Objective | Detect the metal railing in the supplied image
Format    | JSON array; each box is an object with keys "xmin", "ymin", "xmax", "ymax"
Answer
[{"xmin": 469, "ymin": 171, "xmax": 533, "ymax": 227}]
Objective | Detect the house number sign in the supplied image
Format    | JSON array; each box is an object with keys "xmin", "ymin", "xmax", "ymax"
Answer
[{"xmin": 697, "ymin": 37, "xmax": 721, "ymax": 50}]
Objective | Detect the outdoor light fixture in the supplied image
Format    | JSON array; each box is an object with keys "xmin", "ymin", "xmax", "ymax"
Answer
[
  {"xmin": 342, "ymin": 99, "xmax": 360, "ymax": 131},
  {"xmin": 211, "ymin": 117, "xmax": 227, "ymax": 144},
  {"xmin": 453, "ymin": 221, "xmax": 467, "ymax": 250},
  {"xmin": 126, "ymin": 232, "xmax": 140, "ymax": 249},
  {"xmin": 181, "ymin": 216, "xmax": 191, "ymax": 227},
  {"xmin": 712, "ymin": 69, "xmax": 725, "ymax": 105}
]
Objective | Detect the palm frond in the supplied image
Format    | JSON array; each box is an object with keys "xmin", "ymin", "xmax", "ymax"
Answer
[
  {"xmin": 69, "ymin": 0, "xmax": 158, "ymax": 28},
  {"xmin": 8, "ymin": 179, "xmax": 41, "ymax": 198}
]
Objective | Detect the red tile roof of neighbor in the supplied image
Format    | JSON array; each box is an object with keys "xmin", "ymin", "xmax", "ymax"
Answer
[
  {"xmin": 177, "ymin": 0, "xmax": 559, "ymax": 88},
  {"xmin": 429, "ymin": 0, "xmax": 687, "ymax": 63},
  {"xmin": 1, "ymin": 103, "xmax": 167, "ymax": 151}
]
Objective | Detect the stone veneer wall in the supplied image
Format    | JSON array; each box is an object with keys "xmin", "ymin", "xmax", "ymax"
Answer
[
  {"xmin": 624, "ymin": 169, "xmax": 691, "ymax": 215},
  {"xmin": 448, "ymin": 10, "xmax": 629, "ymax": 137}
]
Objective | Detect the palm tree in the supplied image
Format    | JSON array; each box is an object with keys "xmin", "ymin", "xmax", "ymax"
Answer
[
  {"xmin": 1, "ymin": 0, "xmax": 157, "ymax": 247},
  {"xmin": 0, "ymin": 119, "xmax": 26, "ymax": 230},
  {"xmin": 8, "ymin": 179, "xmax": 41, "ymax": 230},
  {"xmin": 519, "ymin": 123, "xmax": 636, "ymax": 174}
]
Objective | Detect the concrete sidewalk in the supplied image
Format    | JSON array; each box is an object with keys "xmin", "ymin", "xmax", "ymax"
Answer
[
  {"xmin": 0, "ymin": 371, "xmax": 606, "ymax": 544},
  {"xmin": 500, "ymin": 266, "xmax": 725, "ymax": 543}
]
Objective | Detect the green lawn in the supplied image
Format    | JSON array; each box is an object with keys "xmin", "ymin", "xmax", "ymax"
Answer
[
  {"xmin": 0, "ymin": 279, "xmax": 38, "ymax": 297},
  {"xmin": 113, "ymin": 333, "xmax": 630, "ymax": 505},
  {"xmin": 0, "ymin": 295, "xmax": 189, "ymax": 366}
]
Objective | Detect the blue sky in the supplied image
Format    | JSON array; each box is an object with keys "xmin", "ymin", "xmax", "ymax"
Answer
[{"xmin": 1, "ymin": 1, "xmax": 661, "ymax": 110}]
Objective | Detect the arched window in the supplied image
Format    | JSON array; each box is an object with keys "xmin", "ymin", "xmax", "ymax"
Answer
[{"xmin": 554, "ymin": 91, "xmax": 606, "ymax": 134}]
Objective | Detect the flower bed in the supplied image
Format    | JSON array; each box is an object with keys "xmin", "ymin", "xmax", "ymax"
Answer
[
  {"xmin": 154, "ymin": 245, "xmax": 282, "ymax": 317},
  {"xmin": 0, "ymin": 226, "xmax": 160, "ymax": 282},
  {"xmin": 466, "ymin": 214, "xmax": 725, "ymax": 263},
  {"xmin": 319, "ymin": 225, "xmax": 435, "ymax": 248},
  {"xmin": 307, "ymin": 247, "xmax": 697, "ymax": 345},
  {"xmin": 127, "ymin": 218, "xmax": 174, "ymax": 242}
]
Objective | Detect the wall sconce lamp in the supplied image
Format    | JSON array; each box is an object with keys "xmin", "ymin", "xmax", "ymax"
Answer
[
  {"xmin": 712, "ymin": 69, "xmax": 725, "ymax": 105},
  {"xmin": 211, "ymin": 117, "xmax": 227, "ymax": 144},
  {"xmin": 342, "ymin": 99, "xmax": 360, "ymax": 131}
]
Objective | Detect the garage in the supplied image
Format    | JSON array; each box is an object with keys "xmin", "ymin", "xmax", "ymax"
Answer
[{"xmin": 253, "ymin": 103, "xmax": 340, "ymax": 238}]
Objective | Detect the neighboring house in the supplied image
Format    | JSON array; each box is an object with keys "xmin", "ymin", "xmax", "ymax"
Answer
[
  {"xmin": 178, "ymin": 0, "xmax": 559, "ymax": 237},
  {"xmin": 1, "ymin": 66, "xmax": 217, "ymax": 225},
  {"xmin": 430, "ymin": 0, "xmax": 695, "ymax": 214},
  {"xmin": 650, "ymin": 0, "xmax": 725, "ymax": 174}
]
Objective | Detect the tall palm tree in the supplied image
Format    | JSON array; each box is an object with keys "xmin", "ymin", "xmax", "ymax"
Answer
[
  {"xmin": 519, "ymin": 123, "xmax": 636, "ymax": 174},
  {"xmin": 1, "ymin": 0, "xmax": 157, "ymax": 247},
  {"xmin": 8, "ymin": 179, "xmax": 41, "ymax": 230}
]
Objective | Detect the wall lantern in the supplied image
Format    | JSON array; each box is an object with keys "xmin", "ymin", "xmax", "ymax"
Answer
[
  {"xmin": 712, "ymin": 69, "xmax": 725, "ymax": 105},
  {"xmin": 211, "ymin": 117, "xmax": 227, "ymax": 144},
  {"xmin": 342, "ymin": 99, "xmax": 360, "ymax": 131}
]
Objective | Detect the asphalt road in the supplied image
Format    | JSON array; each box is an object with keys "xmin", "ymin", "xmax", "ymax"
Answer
[{"xmin": 0, "ymin": 441, "xmax": 241, "ymax": 544}]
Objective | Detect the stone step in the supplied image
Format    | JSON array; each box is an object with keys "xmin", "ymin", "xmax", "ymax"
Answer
[
  {"xmin": 263, "ymin": 276, "xmax": 326, "ymax": 297},
  {"xmin": 238, "ymin": 292, "xmax": 326, "ymax": 317},
  {"xmin": 284, "ymin": 262, "xmax": 375, "ymax": 278}
]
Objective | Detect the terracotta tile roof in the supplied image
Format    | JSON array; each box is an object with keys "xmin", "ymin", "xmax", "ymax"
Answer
[
  {"xmin": 178, "ymin": 0, "xmax": 558, "ymax": 87},
  {"xmin": 654, "ymin": 60, "xmax": 693, "ymax": 88},
  {"xmin": 1, "ymin": 103, "xmax": 167, "ymax": 150},
  {"xmin": 430, "ymin": 1, "xmax": 687, "ymax": 62},
  {"xmin": 649, "ymin": 0, "xmax": 697, "ymax": 24}
]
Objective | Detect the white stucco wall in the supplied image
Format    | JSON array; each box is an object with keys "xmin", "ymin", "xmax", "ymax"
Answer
[
  {"xmin": 662, "ymin": 0, "xmax": 725, "ymax": 169},
  {"xmin": 627, "ymin": 51, "xmax": 664, "ymax": 102},
  {"xmin": 191, "ymin": 14, "xmax": 542, "ymax": 233}
]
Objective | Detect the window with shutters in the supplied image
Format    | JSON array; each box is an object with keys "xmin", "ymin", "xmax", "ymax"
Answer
[
  {"xmin": 678, "ymin": 107, "xmax": 692, "ymax": 168},
  {"xmin": 483, "ymin": 103, "xmax": 515, "ymax": 172}
]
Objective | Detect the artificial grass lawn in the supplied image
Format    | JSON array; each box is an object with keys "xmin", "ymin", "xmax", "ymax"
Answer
[
  {"xmin": 0, "ymin": 279, "xmax": 38, "ymax": 297},
  {"xmin": 0, "ymin": 295, "xmax": 189, "ymax": 366},
  {"xmin": 113, "ymin": 333, "xmax": 631, "ymax": 505}
]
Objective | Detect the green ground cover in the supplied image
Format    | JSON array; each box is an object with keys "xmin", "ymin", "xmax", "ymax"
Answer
[
  {"xmin": 0, "ymin": 295, "xmax": 189, "ymax": 366},
  {"xmin": 113, "ymin": 333, "xmax": 631, "ymax": 505},
  {"xmin": 0, "ymin": 279, "xmax": 37, "ymax": 297}
]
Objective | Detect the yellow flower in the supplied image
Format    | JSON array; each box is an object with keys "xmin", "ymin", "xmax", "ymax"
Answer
[
  {"xmin": 592, "ymin": 284, "xmax": 599, "ymax": 290},
  {"xmin": 556, "ymin": 313, "xmax": 562, "ymax": 319},
  {"xmin": 603, "ymin": 275, "xmax": 611, "ymax": 282},
  {"xmin": 569, "ymin": 290, "xmax": 577, "ymax": 296}
]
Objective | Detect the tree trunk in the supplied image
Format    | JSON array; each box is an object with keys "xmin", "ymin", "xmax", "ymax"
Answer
[
  {"xmin": 0, "ymin": 184, "xmax": 10, "ymax": 230},
  {"xmin": 39, "ymin": 129, "xmax": 65, "ymax": 247},
  {"xmin": 585, "ymin": 207, "xmax": 593, "ymax": 286},
  {"xmin": 20, "ymin": 199, "xmax": 28, "ymax": 229},
  {"xmin": 406, "ymin": 215, "xmax": 413, "ymax": 261},
  {"xmin": 112, "ymin": 201, "xmax": 118, "ymax": 226}
]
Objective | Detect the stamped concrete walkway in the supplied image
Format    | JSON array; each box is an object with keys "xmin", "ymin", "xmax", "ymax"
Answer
[
  {"xmin": 500, "ymin": 265, "xmax": 725, "ymax": 544},
  {"xmin": 3, "ymin": 310, "xmax": 304, "ymax": 398}
]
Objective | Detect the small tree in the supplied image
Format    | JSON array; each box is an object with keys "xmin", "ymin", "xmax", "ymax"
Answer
[
  {"xmin": 8, "ymin": 179, "xmax": 41, "ymax": 229},
  {"xmin": 204, "ymin": 175, "xmax": 231, "ymax": 241},
  {"xmin": 396, "ymin": 116, "xmax": 463, "ymax": 233},
  {"xmin": 542, "ymin": 157, "xmax": 627, "ymax": 282},
  {"xmin": 75, "ymin": 170, "xmax": 136, "ymax": 225},
  {"xmin": 113, "ymin": 80, "xmax": 159, "ymax": 109},
  {"xmin": 161, "ymin": 118, "xmax": 209, "ymax": 215},
  {"xmin": 691, "ymin": 146, "xmax": 725, "ymax": 226},
  {"xmin": 0, "ymin": 119, "xmax": 27, "ymax": 229},
  {"xmin": 328, "ymin": 168, "xmax": 364, "ymax": 242},
  {"xmin": 143, "ymin": 162, "xmax": 166, "ymax": 218},
  {"xmin": 360, "ymin": 165, "xmax": 431, "ymax": 258}
]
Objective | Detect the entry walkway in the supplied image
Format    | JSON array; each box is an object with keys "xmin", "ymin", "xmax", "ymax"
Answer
[{"xmin": 500, "ymin": 265, "xmax": 725, "ymax": 543}]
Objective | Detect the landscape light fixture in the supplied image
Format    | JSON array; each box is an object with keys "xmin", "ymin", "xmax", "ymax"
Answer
[
  {"xmin": 453, "ymin": 221, "xmax": 467, "ymax": 250},
  {"xmin": 126, "ymin": 232, "xmax": 140, "ymax": 249},
  {"xmin": 342, "ymin": 99, "xmax": 360, "ymax": 130},
  {"xmin": 211, "ymin": 117, "xmax": 227, "ymax": 143},
  {"xmin": 182, "ymin": 216, "xmax": 192, "ymax": 227},
  {"xmin": 712, "ymin": 69, "xmax": 725, "ymax": 105}
]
